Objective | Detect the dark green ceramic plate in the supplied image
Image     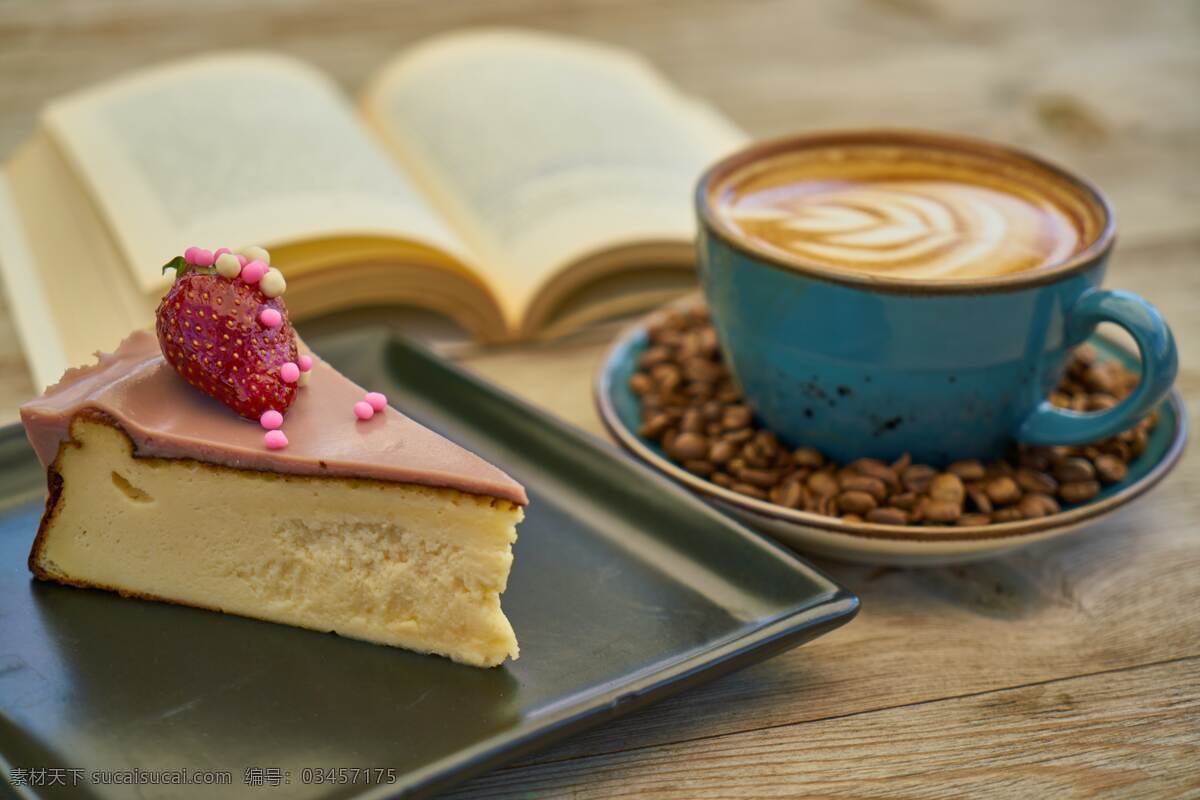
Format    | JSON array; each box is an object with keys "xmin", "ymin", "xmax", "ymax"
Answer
[{"xmin": 0, "ymin": 328, "xmax": 857, "ymax": 799}]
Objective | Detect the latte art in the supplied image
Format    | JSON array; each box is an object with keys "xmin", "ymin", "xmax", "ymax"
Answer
[{"xmin": 711, "ymin": 145, "xmax": 1094, "ymax": 282}]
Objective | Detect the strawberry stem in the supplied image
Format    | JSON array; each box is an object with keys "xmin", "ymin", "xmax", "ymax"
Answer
[{"xmin": 162, "ymin": 256, "xmax": 216, "ymax": 281}]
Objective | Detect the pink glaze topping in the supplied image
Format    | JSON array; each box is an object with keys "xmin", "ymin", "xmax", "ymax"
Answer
[
  {"xmin": 297, "ymin": 355, "xmax": 314, "ymax": 373},
  {"xmin": 353, "ymin": 401, "xmax": 375, "ymax": 420},
  {"xmin": 213, "ymin": 247, "xmax": 232, "ymax": 260},
  {"xmin": 365, "ymin": 392, "xmax": 387, "ymax": 412},
  {"xmin": 259, "ymin": 410, "xmax": 283, "ymax": 430},
  {"xmin": 241, "ymin": 261, "xmax": 268, "ymax": 284},
  {"xmin": 264, "ymin": 430, "xmax": 288, "ymax": 449},
  {"xmin": 20, "ymin": 331, "xmax": 527, "ymax": 505},
  {"xmin": 236, "ymin": 254, "xmax": 248, "ymax": 268},
  {"xmin": 259, "ymin": 308, "xmax": 283, "ymax": 329}
]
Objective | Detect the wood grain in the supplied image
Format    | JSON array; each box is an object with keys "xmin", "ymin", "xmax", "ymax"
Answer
[
  {"xmin": 447, "ymin": 658, "xmax": 1200, "ymax": 799},
  {"xmin": 0, "ymin": 1, "xmax": 1196, "ymax": 797}
]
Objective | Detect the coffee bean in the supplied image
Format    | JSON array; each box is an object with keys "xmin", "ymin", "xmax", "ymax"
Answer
[
  {"xmin": 722, "ymin": 405, "xmax": 753, "ymax": 430},
  {"xmin": 838, "ymin": 490, "xmax": 878, "ymax": 515},
  {"xmin": 807, "ymin": 471, "xmax": 840, "ymax": 498},
  {"xmin": 841, "ymin": 513, "xmax": 864, "ymax": 523},
  {"xmin": 985, "ymin": 476, "xmax": 1022, "ymax": 506},
  {"xmin": 1075, "ymin": 342, "xmax": 1098, "ymax": 364},
  {"xmin": 840, "ymin": 474, "xmax": 888, "ymax": 503},
  {"xmin": 708, "ymin": 440, "xmax": 738, "ymax": 465},
  {"xmin": 889, "ymin": 492, "xmax": 920, "ymax": 511},
  {"xmin": 986, "ymin": 460, "xmax": 1015, "ymax": 478},
  {"xmin": 638, "ymin": 413, "xmax": 673, "ymax": 440},
  {"xmin": 716, "ymin": 385, "xmax": 742, "ymax": 404},
  {"xmin": 866, "ymin": 507, "xmax": 908, "ymax": 526},
  {"xmin": 851, "ymin": 458, "xmax": 900, "ymax": 488},
  {"xmin": 1059, "ymin": 480, "xmax": 1101, "ymax": 504},
  {"xmin": 683, "ymin": 459, "xmax": 716, "ymax": 477},
  {"xmin": 902, "ymin": 464, "xmax": 937, "ymax": 493},
  {"xmin": 992, "ymin": 507, "xmax": 1024, "ymax": 523},
  {"xmin": 924, "ymin": 499, "xmax": 961, "ymax": 523},
  {"xmin": 967, "ymin": 488, "xmax": 993, "ymax": 514},
  {"xmin": 754, "ymin": 430, "xmax": 781, "ymax": 453},
  {"xmin": 929, "ymin": 473, "xmax": 965, "ymax": 506},
  {"xmin": 1018, "ymin": 492, "xmax": 1060, "ymax": 518},
  {"xmin": 1088, "ymin": 393, "xmax": 1118, "ymax": 411},
  {"xmin": 1054, "ymin": 457, "xmax": 1096, "ymax": 483},
  {"xmin": 1093, "ymin": 454, "xmax": 1127, "ymax": 483},
  {"xmin": 724, "ymin": 428, "xmax": 754, "ymax": 444},
  {"xmin": 793, "ymin": 447, "xmax": 825, "ymax": 468},
  {"xmin": 711, "ymin": 472, "xmax": 734, "ymax": 488},
  {"xmin": 671, "ymin": 432, "xmax": 709, "ymax": 461},
  {"xmin": 682, "ymin": 357, "xmax": 724, "ymax": 383},
  {"xmin": 638, "ymin": 346, "xmax": 672, "ymax": 369},
  {"xmin": 947, "ymin": 459, "xmax": 986, "ymax": 481},
  {"xmin": 892, "ymin": 452, "xmax": 912, "ymax": 472},
  {"xmin": 1083, "ymin": 363, "xmax": 1118, "ymax": 394},
  {"xmin": 731, "ymin": 482, "xmax": 767, "ymax": 500},
  {"xmin": 778, "ymin": 480, "xmax": 805, "ymax": 509},
  {"xmin": 1018, "ymin": 448, "xmax": 1053, "ymax": 472},
  {"xmin": 739, "ymin": 468, "xmax": 780, "ymax": 488},
  {"xmin": 1015, "ymin": 467, "xmax": 1058, "ymax": 495},
  {"xmin": 958, "ymin": 513, "xmax": 992, "ymax": 526},
  {"xmin": 680, "ymin": 409, "xmax": 705, "ymax": 433},
  {"xmin": 629, "ymin": 372, "xmax": 654, "ymax": 395}
]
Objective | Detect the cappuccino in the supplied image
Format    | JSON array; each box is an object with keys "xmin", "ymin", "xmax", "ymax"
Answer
[{"xmin": 710, "ymin": 142, "xmax": 1101, "ymax": 281}]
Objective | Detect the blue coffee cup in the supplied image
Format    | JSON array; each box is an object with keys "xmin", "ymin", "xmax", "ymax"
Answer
[{"xmin": 696, "ymin": 130, "xmax": 1177, "ymax": 464}]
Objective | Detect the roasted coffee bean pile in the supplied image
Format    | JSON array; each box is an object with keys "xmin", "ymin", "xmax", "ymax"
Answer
[{"xmin": 630, "ymin": 307, "xmax": 1157, "ymax": 527}]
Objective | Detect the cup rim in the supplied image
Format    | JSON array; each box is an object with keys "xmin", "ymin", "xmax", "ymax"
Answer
[{"xmin": 696, "ymin": 128, "xmax": 1117, "ymax": 295}]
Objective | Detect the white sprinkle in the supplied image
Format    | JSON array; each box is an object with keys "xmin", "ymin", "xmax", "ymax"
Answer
[
  {"xmin": 260, "ymin": 268, "xmax": 286, "ymax": 298},
  {"xmin": 215, "ymin": 252, "xmax": 241, "ymax": 278},
  {"xmin": 240, "ymin": 245, "xmax": 270, "ymax": 264}
]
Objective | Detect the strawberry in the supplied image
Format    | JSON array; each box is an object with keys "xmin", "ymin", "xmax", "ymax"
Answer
[{"xmin": 155, "ymin": 254, "xmax": 298, "ymax": 420}]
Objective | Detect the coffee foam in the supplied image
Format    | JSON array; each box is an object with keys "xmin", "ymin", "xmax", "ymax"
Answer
[{"xmin": 711, "ymin": 143, "xmax": 1101, "ymax": 281}]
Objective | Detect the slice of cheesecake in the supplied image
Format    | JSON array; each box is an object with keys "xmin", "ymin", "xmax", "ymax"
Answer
[{"xmin": 21, "ymin": 331, "xmax": 526, "ymax": 667}]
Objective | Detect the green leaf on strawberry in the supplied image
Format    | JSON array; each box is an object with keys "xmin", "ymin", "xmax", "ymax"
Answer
[{"xmin": 162, "ymin": 255, "xmax": 189, "ymax": 278}]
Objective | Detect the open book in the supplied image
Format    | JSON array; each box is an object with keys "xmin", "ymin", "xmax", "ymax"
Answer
[{"xmin": 0, "ymin": 29, "xmax": 745, "ymax": 388}]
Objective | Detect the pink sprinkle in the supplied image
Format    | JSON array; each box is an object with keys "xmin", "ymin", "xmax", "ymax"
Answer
[
  {"xmin": 183, "ymin": 246, "xmax": 202, "ymax": 264},
  {"xmin": 236, "ymin": 254, "xmax": 248, "ymax": 267},
  {"xmin": 264, "ymin": 430, "xmax": 288, "ymax": 449},
  {"xmin": 260, "ymin": 410, "xmax": 283, "ymax": 430},
  {"xmin": 241, "ymin": 260, "xmax": 269, "ymax": 284},
  {"xmin": 192, "ymin": 248, "xmax": 214, "ymax": 267},
  {"xmin": 354, "ymin": 401, "xmax": 375, "ymax": 420},
  {"xmin": 259, "ymin": 308, "xmax": 282, "ymax": 328},
  {"xmin": 365, "ymin": 392, "xmax": 387, "ymax": 412},
  {"xmin": 280, "ymin": 362, "xmax": 300, "ymax": 383},
  {"xmin": 213, "ymin": 247, "xmax": 231, "ymax": 260},
  {"xmin": 297, "ymin": 354, "xmax": 314, "ymax": 372}
]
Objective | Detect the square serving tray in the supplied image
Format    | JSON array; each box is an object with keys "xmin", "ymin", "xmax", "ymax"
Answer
[{"xmin": 0, "ymin": 327, "xmax": 857, "ymax": 799}]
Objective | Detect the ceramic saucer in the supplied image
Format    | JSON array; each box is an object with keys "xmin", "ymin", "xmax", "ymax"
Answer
[{"xmin": 595, "ymin": 305, "xmax": 1188, "ymax": 566}]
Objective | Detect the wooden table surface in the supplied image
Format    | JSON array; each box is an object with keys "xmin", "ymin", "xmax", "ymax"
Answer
[{"xmin": 2, "ymin": 1, "xmax": 1197, "ymax": 797}]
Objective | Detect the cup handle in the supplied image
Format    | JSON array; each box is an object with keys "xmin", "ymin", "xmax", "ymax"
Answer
[{"xmin": 1018, "ymin": 289, "xmax": 1177, "ymax": 445}]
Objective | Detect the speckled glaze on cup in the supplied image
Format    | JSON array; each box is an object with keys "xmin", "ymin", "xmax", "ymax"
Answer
[{"xmin": 696, "ymin": 130, "xmax": 1178, "ymax": 464}]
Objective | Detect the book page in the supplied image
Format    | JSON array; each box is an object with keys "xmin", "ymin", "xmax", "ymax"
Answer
[
  {"xmin": 361, "ymin": 29, "xmax": 747, "ymax": 326},
  {"xmin": 43, "ymin": 53, "xmax": 474, "ymax": 295}
]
